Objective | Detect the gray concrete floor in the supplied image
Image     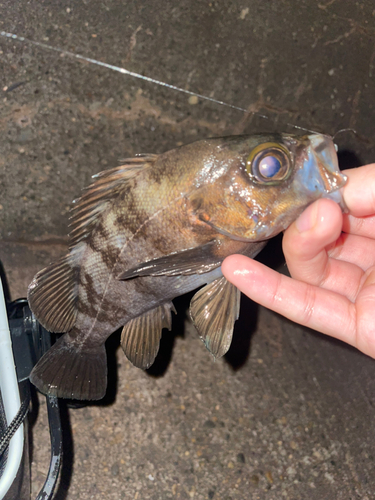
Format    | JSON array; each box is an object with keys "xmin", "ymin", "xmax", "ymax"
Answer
[{"xmin": 1, "ymin": 1, "xmax": 375, "ymax": 499}]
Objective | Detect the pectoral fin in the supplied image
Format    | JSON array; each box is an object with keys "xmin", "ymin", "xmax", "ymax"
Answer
[
  {"xmin": 117, "ymin": 241, "xmax": 221, "ymax": 280},
  {"xmin": 121, "ymin": 302, "xmax": 176, "ymax": 369},
  {"xmin": 190, "ymin": 276, "xmax": 240, "ymax": 358},
  {"xmin": 117, "ymin": 239, "xmax": 265, "ymax": 280}
]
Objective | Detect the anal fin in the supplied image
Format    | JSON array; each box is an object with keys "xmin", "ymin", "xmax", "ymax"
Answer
[
  {"xmin": 190, "ymin": 276, "xmax": 240, "ymax": 358},
  {"xmin": 29, "ymin": 334, "xmax": 107, "ymax": 400},
  {"xmin": 121, "ymin": 302, "xmax": 176, "ymax": 369}
]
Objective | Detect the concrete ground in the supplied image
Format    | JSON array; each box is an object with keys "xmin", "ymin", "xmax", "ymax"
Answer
[{"xmin": 1, "ymin": 1, "xmax": 375, "ymax": 499}]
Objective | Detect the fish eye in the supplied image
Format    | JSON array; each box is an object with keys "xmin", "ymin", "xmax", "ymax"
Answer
[
  {"xmin": 258, "ymin": 155, "xmax": 282, "ymax": 178},
  {"xmin": 246, "ymin": 142, "xmax": 292, "ymax": 183}
]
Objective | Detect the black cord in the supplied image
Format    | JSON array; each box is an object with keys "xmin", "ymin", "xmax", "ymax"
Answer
[
  {"xmin": 3, "ymin": 299, "xmax": 63, "ymax": 499},
  {"xmin": 35, "ymin": 395, "xmax": 62, "ymax": 500},
  {"xmin": 0, "ymin": 384, "xmax": 31, "ymax": 457},
  {"xmin": 0, "ymin": 386, "xmax": 62, "ymax": 500}
]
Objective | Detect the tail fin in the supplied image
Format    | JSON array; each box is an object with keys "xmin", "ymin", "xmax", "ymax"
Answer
[{"xmin": 30, "ymin": 335, "xmax": 107, "ymax": 400}]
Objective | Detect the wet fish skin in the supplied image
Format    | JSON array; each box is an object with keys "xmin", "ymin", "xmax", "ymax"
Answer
[{"xmin": 28, "ymin": 133, "xmax": 346, "ymax": 400}]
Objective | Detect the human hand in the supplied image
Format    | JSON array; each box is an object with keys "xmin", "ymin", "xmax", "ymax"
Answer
[{"xmin": 222, "ymin": 164, "xmax": 375, "ymax": 358}]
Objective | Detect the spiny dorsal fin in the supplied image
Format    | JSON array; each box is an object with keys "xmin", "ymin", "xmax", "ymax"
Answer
[
  {"xmin": 121, "ymin": 302, "xmax": 176, "ymax": 369},
  {"xmin": 190, "ymin": 276, "xmax": 241, "ymax": 358},
  {"xmin": 69, "ymin": 155, "xmax": 158, "ymax": 248}
]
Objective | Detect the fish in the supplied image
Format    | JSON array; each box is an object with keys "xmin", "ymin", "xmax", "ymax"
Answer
[{"xmin": 27, "ymin": 133, "xmax": 347, "ymax": 400}]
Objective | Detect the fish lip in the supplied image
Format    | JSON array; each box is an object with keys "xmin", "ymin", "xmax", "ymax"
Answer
[
  {"xmin": 323, "ymin": 183, "xmax": 349, "ymax": 212},
  {"xmin": 307, "ymin": 133, "xmax": 348, "ymax": 210}
]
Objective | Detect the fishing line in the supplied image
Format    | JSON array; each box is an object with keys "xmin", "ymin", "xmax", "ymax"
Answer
[
  {"xmin": 332, "ymin": 128, "xmax": 358, "ymax": 140},
  {"xmin": 1, "ymin": 30, "xmax": 320, "ymax": 135}
]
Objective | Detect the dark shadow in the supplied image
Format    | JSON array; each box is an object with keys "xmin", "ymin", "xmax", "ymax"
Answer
[
  {"xmin": 300, "ymin": 321, "xmax": 362, "ymax": 356},
  {"xmin": 53, "ymin": 401, "xmax": 74, "ymax": 500},
  {"xmin": 337, "ymin": 150, "xmax": 362, "ymax": 170},
  {"xmin": 256, "ymin": 233, "xmax": 285, "ymax": 272},
  {"xmin": 27, "ymin": 385, "xmax": 40, "ymax": 465},
  {"xmin": 225, "ymin": 234, "xmax": 285, "ymax": 370},
  {"xmin": 146, "ymin": 290, "xmax": 194, "ymax": 377},
  {"xmin": 0, "ymin": 259, "xmax": 11, "ymax": 302},
  {"xmin": 224, "ymin": 293, "xmax": 258, "ymax": 370},
  {"xmin": 101, "ymin": 329, "xmax": 120, "ymax": 405},
  {"xmin": 277, "ymin": 311, "xmax": 366, "ymax": 363}
]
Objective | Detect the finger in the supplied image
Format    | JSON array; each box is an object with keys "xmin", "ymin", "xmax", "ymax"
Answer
[
  {"xmin": 222, "ymin": 255, "xmax": 358, "ymax": 349},
  {"xmin": 282, "ymin": 198, "xmax": 342, "ymax": 285},
  {"xmin": 355, "ymin": 266, "xmax": 375, "ymax": 357},
  {"xmin": 283, "ymin": 199, "xmax": 364, "ymax": 300},
  {"xmin": 342, "ymin": 213, "xmax": 375, "ymax": 239},
  {"xmin": 327, "ymin": 232, "xmax": 375, "ymax": 271},
  {"xmin": 342, "ymin": 164, "xmax": 375, "ymax": 217}
]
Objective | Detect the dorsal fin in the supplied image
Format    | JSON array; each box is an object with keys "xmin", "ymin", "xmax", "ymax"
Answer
[{"xmin": 69, "ymin": 155, "xmax": 158, "ymax": 248}]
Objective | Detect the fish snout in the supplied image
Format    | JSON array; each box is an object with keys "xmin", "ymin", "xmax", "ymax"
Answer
[{"xmin": 308, "ymin": 134, "xmax": 348, "ymax": 209}]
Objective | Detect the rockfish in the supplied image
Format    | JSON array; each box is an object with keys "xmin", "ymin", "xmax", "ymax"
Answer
[{"xmin": 28, "ymin": 133, "xmax": 346, "ymax": 400}]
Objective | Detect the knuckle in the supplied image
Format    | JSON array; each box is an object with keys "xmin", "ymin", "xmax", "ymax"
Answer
[
  {"xmin": 269, "ymin": 272, "xmax": 283, "ymax": 308},
  {"xmin": 301, "ymin": 285, "xmax": 317, "ymax": 325}
]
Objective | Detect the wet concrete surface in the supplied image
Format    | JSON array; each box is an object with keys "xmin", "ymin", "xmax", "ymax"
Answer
[{"xmin": 1, "ymin": 1, "xmax": 375, "ymax": 499}]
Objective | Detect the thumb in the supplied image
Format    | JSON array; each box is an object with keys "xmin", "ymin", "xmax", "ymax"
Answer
[{"xmin": 282, "ymin": 198, "xmax": 343, "ymax": 285}]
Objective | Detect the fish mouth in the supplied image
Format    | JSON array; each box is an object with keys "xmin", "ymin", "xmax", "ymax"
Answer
[{"xmin": 307, "ymin": 134, "xmax": 348, "ymax": 211}]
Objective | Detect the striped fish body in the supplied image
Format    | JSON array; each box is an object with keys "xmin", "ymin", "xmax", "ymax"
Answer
[{"xmin": 28, "ymin": 134, "xmax": 346, "ymax": 399}]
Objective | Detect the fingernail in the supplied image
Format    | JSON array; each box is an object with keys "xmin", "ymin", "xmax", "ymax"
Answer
[{"xmin": 295, "ymin": 201, "xmax": 318, "ymax": 233}]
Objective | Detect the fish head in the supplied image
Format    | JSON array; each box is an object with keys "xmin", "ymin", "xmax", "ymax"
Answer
[{"xmin": 190, "ymin": 133, "xmax": 347, "ymax": 242}]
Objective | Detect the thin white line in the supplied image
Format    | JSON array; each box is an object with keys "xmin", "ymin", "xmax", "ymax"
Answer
[
  {"xmin": 0, "ymin": 30, "xmax": 320, "ymax": 135},
  {"xmin": 84, "ymin": 191, "xmax": 188, "ymax": 340}
]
